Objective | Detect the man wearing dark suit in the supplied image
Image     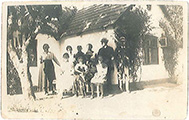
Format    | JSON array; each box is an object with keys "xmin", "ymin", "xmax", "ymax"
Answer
[{"xmin": 98, "ymin": 38, "xmax": 114, "ymax": 93}]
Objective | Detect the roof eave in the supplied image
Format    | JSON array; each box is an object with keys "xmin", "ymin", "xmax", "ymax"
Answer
[{"xmin": 61, "ymin": 25, "xmax": 114, "ymax": 40}]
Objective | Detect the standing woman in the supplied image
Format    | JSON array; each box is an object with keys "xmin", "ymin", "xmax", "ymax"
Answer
[
  {"xmin": 66, "ymin": 45, "xmax": 74, "ymax": 64},
  {"xmin": 98, "ymin": 38, "xmax": 114, "ymax": 93},
  {"xmin": 40, "ymin": 43, "xmax": 61, "ymax": 95},
  {"xmin": 85, "ymin": 43, "xmax": 95, "ymax": 92},
  {"xmin": 58, "ymin": 53, "xmax": 74, "ymax": 99},
  {"xmin": 85, "ymin": 43, "xmax": 94, "ymax": 63}
]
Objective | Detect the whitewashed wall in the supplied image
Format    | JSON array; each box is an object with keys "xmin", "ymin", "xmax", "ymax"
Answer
[
  {"xmin": 60, "ymin": 30, "xmax": 116, "ymax": 56},
  {"xmin": 138, "ymin": 5, "xmax": 169, "ymax": 81},
  {"xmin": 60, "ymin": 29, "xmax": 169, "ymax": 84},
  {"xmin": 60, "ymin": 29, "xmax": 118, "ymax": 84},
  {"xmin": 30, "ymin": 31, "xmax": 169, "ymax": 86},
  {"xmin": 30, "ymin": 34, "xmax": 61, "ymax": 86},
  {"xmin": 175, "ymin": 48, "xmax": 185, "ymax": 84}
]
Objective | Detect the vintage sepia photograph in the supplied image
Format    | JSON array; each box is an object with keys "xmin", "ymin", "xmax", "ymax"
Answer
[{"xmin": 1, "ymin": 1, "xmax": 188, "ymax": 119}]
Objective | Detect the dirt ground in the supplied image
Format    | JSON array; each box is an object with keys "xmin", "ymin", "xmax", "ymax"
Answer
[{"xmin": 6, "ymin": 83, "xmax": 187, "ymax": 119}]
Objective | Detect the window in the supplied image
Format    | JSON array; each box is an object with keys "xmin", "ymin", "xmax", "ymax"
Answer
[
  {"xmin": 147, "ymin": 5, "xmax": 152, "ymax": 11},
  {"xmin": 27, "ymin": 40, "xmax": 37, "ymax": 67},
  {"xmin": 143, "ymin": 35, "xmax": 159, "ymax": 65},
  {"xmin": 159, "ymin": 36, "xmax": 167, "ymax": 47}
]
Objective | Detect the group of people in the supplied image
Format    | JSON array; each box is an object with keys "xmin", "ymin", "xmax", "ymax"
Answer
[{"xmin": 39, "ymin": 37, "xmax": 131, "ymax": 99}]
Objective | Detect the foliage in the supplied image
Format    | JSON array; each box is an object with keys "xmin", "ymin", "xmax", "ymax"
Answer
[
  {"xmin": 160, "ymin": 5, "xmax": 183, "ymax": 46},
  {"xmin": 114, "ymin": 5, "xmax": 152, "ymax": 82},
  {"xmin": 7, "ymin": 5, "xmax": 77, "ymax": 95},
  {"xmin": 36, "ymin": 5, "xmax": 77, "ymax": 40},
  {"xmin": 159, "ymin": 5, "xmax": 183, "ymax": 77},
  {"xmin": 7, "ymin": 54, "xmax": 22, "ymax": 95},
  {"xmin": 8, "ymin": 5, "xmax": 77, "ymax": 41}
]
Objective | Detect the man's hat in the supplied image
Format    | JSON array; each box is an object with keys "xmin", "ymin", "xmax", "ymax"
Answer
[{"xmin": 101, "ymin": 38, "xmax": 108, "ymax": 44}]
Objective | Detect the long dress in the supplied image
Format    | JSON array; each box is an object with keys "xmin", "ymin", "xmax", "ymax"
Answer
[
  {"xmin": 98, "ymin": 46, "xmax": 114, "ymax": 87},
  {"xmin": 38, "ymin": 63, "xmax": 48, "ymax": 92},
  {"xmin": 57, "ymin": 60, "xmax": 74, "ymax": 92},
  {"xmin": 91, "ymin": 64, "xmax": 107, "ymax": 84},
  {"xmin": 68, "ymin": 52, "xmax": 74, "ymax": 64}
]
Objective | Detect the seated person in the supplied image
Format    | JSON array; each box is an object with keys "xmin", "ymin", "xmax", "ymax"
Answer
[
  {"xmin": 74, "ymin": 56, "xmax": 88, "ymax": 97},
  {"xmin": 91, "ymin": 56, "xmax": 107, "ymax": 98}
]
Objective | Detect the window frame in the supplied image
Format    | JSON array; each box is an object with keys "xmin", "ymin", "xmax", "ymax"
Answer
[{"xmin": 143, "ymin": 35, "xmax": 159, "ymax": 65}]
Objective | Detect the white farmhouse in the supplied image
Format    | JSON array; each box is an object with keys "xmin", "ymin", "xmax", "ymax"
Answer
[{"xmin": 30, "ymin": 4, "xmax": 174, "ymax": 90}]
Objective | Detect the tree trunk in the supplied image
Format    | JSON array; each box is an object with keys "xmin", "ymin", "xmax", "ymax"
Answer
[{"xmin": 8, "ymin": 41, "xmax": 36, "ymax": 100}]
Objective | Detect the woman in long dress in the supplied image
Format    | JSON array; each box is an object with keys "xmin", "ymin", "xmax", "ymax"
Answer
[
  {"xmin": 57, "ymin": 53, "xmax": 74, "ymax": 99},
  {"xmin": 38, "ymin": 63, "xmax": 46, "ymax": 92},
  {"xmin": 39, "ymin": 43, "xmax": 61, "ymax": 95}
]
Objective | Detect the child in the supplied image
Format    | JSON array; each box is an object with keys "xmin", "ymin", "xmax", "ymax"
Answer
[
  {"xmin": 58, "ymin": 53, "xmax": 74, "ymax": 99},
  {"xmin": 74, "ymin": 56, "xmax": 88, "ymax": 97},
  {"xmin": 91, "ymin": 56, "xmax": 107, "ymax": 98}
]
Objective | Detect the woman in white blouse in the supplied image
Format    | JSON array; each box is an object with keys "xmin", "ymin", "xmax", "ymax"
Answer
[{"xmin": 39, "ymin": 44, "xmax": 61, "ymax": 95}]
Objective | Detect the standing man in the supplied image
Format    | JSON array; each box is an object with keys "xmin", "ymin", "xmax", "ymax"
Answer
[
  {"xmin": 98, "ymin": 38, "xmax": 114, "ymax": 93},
  {"xmin": 115, "ymin": 37, "xmax": 130, "ymax": 93}
]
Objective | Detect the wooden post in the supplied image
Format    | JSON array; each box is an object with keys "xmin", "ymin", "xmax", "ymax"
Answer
[
  {"xmin": 97, "ymin": 84, "xmax": 100, "ymax": 97},
  {"xmin": 126, "ymin": 81, "xmax": 130, "ymax": 93}
]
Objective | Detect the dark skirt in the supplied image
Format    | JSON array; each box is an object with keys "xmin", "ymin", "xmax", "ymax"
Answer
[{"xmin": 43, "ymin": 60, "xmax": 56, "ymax": 81}]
